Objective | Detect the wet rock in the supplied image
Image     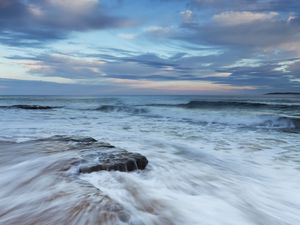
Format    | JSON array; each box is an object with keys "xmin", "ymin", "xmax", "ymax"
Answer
[
  {"xmin": 8, "ymin": 135, "xmax": 148, "ymax": 173},
  {"xmin": 79, "ymin": 150, "xmax": 148, "ymax": 173}
]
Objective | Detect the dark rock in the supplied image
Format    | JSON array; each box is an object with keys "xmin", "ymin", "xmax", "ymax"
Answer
[
  {"xmin": 11, "ymin": 135, "xmax": 148, "ymax": 173},
  {"xmin": 265, "ymin": 92, "xmax": 300, "ymax": 95},
  {"xmin": 79, "ymin": 150, "xmax": 148, "ymax": 173}
]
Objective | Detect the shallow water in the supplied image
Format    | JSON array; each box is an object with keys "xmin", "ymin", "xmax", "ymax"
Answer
[{"xmin": 0, "ymin": 95, "xmax": 300, "ymax": 225}]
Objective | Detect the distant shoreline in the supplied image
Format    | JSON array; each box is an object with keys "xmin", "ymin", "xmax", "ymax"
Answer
[{"xmin": 265, "ymin": 92, "xmax": 300, "ymax": 95}]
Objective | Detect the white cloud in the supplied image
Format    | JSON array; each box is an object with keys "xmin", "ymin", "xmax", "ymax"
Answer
[
  {"xmin": 273, "ymin": 59, "xmax": 300, "ymax": 73},
  {"xmin": 28, "ymin": 4, "xmax": 44, "ymax": 17},
  {"xmin": 144, "ymin": 26, "xmax": 173, "ymax": 35},
  {"xmin": 180, "ymin": 10, "xmax": 193, "ymax": 23},
  {"xmin": 205, "ymin": 72, "xmax": 231, "ymax": 77},
  {"xmin": 213, "ymin": 11, "xmax": 278, "ymax": 26}
]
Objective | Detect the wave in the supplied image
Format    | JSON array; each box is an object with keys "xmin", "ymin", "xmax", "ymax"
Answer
[
  {"xmin": 252, "ymin": 116, "xmax": 300, "ymax": 129},
  {"xmin": 148, "ymin": 100, "xmax": 300, "ymax": 110},
  {"xmin": 0, "ymin": 104, "xmax": 61, "ymax": 110},
  {"xmin": 96, "ymin": 105, "xmax": 149, "ymax": 114},
  {"xmin": 0, "ymin": 104, "xmax": 149, "ymax": 114},
  {"xmin": 185, "ymin": 115, "xmax": 300, "ymax": 130},
  {"xmin": 289, "ymin": 117, "xmax": 300, "ymax": 129}
]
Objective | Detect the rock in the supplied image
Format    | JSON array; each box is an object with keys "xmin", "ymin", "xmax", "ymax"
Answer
[
  {"xmin": 79, "ymin": 150, "xmax": 148, "ymax": 173},
  {"xmin": 16, "ymin": 135, "xmax": 149, "ymax": 173}
]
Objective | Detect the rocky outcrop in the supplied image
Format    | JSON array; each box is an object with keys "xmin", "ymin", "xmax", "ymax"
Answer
[
  {"xmin": 35, "ymin": 135, "xmax": 148, "ymax": 173},
  {"xmin": 6, "ymin": 135, "xmax": 149, "ymax": 173}
]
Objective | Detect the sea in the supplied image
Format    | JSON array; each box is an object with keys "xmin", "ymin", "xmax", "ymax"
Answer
[{"xmin": 0, "ymin": 95, "xmax": 300, "ymax": 225}]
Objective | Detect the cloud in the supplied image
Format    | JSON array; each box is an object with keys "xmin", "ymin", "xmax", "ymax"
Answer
[
  {"xmin": 180, "ymin": 10, "xmax": 194, "ymax": 23},
  {"xmin": 4, "ymin": 45, "xmax": 300, "ymax": 93},
  {"xmin": 7, "ymin": 53, "xmax": 107, "ymax": 79},
  {"xmin": 4, "ymin": 48, "xmax": 284, "ymax": 90},
  {"xmin": 179, "ymin": 12, "xmax": 300, "ymax": 55},
  {"xmin": 204, "ymin": 57, "xmax": 300, "ymax": 92},
  {"xmin": 47, "ymin": 0, "xmax": 98, "ymax": 13},
  {"xmin": 1, "ymin": 0, "xmax": 300, "ymax": 94},
  {"xmin": 190, "ymin": 0, "xmax": 300, "ymax": 12},
  {"xmin": 110, "ymin": 78, "xmax": 255, "ymax": 92},
  {"xmin": 213, "ymin": 11, "xmax": 278, "ymax": 26},
  {"xmin": 0, "ymin": 0, "xmax": 130, "ymax": 46},
  {"xmin": 144, "ymin": 26, "xmax": 174, "ymax": 37}
]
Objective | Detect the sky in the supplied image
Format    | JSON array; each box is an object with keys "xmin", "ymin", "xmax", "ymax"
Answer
[{"xmin": 0, "ymin": 0, "xmax": 300, "ymax": 95}]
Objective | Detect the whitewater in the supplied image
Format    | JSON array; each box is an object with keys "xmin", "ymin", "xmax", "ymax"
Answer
[{"xmin": 0, "ymin": 95, "xmax": 300, "ymax": 225}]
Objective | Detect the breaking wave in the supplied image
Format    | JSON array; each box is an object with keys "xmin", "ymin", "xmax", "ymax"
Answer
[
  {"xmin": 96, "ymin": 105, "xmax": 149, "ymax": 114},
  {"xmin": 148, "ymin": 100, "xmax": 300, "ymax": 110},
  {"xmin": 183, "ymin": 114, "xmax": 300, "ymax": 129}
]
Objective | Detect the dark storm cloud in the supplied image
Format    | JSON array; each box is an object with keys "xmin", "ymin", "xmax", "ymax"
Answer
[{"xmin": 0, "ymin": 0, "xmax": 129, "ymax": 46}]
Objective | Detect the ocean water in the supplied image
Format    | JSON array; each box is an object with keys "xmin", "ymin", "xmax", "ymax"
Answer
[{"xmin": 0, "ymin": 95, "xmax": 300, "ymax": 225}]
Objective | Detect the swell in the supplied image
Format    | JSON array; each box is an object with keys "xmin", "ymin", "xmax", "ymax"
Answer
[
  {"xmin": 0, "ymin": 104, "xmax": 149, "ymax": 114},
  {"xmin": 147, "ymin": 101, "xmax": 300, "ymax": 110},
  {"xmin": 0, "ymin": 105, "xmax": 61, "ymax": 110}
]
